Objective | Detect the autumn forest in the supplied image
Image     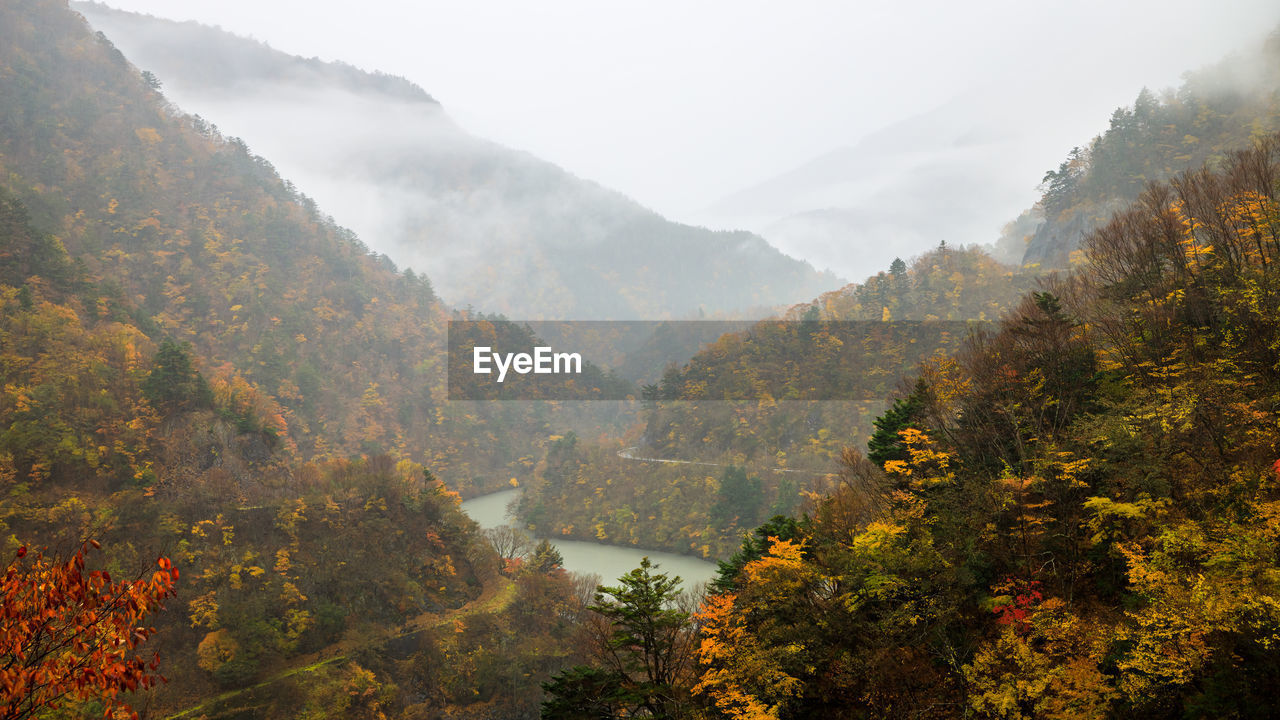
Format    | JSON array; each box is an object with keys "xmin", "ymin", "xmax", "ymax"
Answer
[{"xmin": 5, "ymin": 1, "xmax": 1280, "ymax": 718}]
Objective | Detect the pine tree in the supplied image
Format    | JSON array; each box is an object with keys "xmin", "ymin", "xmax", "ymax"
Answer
[
  {"xmin": 544, "ymin": 559, "xmax": 696, "ymax": 719},
  {"xmin": 866, "ymin": 379, "xmax": 928, "ymax": 467},
  {"xmin": 141, "ymin": 340, "xmax": 212, "ymax": 414}
]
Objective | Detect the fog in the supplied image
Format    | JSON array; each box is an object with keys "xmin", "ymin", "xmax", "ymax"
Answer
[
  {"xmin": 77, "ymin": 3, "xmax": 846, "ymax": 319},
  {"xmin": 83, "ymin": 0, "xmax": 1280, "ymax": 287},
  {"xmin": 700, "ymin": 83, "xmax": 1100, "ymax": 276}
]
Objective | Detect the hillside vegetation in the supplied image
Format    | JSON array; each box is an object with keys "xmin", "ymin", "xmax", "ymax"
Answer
[
  {"xmin": 683, "ymin": 137, "xmax": 1280, "ymax": 719},
  {"xmin": 1, "ymin": 2, "xmax": 590, "ymax": 716},
  {"xmin": 1023, "ymin": 28, "xmax": 1280, "ymax": 267},
  {"xmin": 73, "ymin": 1, "xmax": 840, "ymax": 320},
  {"xmin": 537, "ymin": 137, "xmax": 1280, "ymax": 720},
  {"xmin": 514, "ymin": 27, "xmax": 1280, "ymax": 567},
  {"xmin": 516, "ymin": 245, "xmax": 1036, "ymax": 558},
  {"xmin": 9, "ymin": 2, "xmax": 1280, "ymax": 718}
]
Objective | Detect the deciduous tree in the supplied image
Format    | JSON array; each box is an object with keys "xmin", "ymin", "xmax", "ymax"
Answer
[{"xmin": 0, "ymin": 541, "xmax": 178, "ymax": 720}]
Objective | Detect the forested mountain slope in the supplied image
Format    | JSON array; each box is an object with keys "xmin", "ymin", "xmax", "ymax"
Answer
[
  {"xmin": 518, "ymin": 30, "xmax": 1280, "ymax": 565},
  {"xmin": 1024, "ymin": 28, "xmax": 1280, "ymax": 267},
  {"xmin": 0, "ymin": 0, "xmax": 588, "ymax": 495},
  {"xmin": 529, "ymin": 136, "xmax": 1280, "ymax": 720},
  {"xmin": 516, "ymin": 246, "xmax": 1037, "ymax": 558},
  {"xmin": 690, "ymin": 136, "xmax": 1280, "ymax": 720},
  {"xmin": 12, "ymin": 2, "xmax": 1280, "ymax": 718},
  {"xmin": 1, "ymin": 3, "xmax": 591, "ymax": 716},
  {"xmin": 73, "ymin": 1, "xmax": 840, "ymax": 320}
]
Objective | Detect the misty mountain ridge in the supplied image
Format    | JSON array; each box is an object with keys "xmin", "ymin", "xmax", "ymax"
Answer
[
  {"xmin": 700, "ymin": 84, "xmax": 1057, "ymax": 279},
  {"xmin": 76, "ymin": 1, "xmax": 440, "ymax": 104},
  {"xmin": 1021, "ymin": 30, "xmax": 1280, "ymax": 268},
  {"xmin": 701, "ymin": 29, "xmax": 1280, "ymax": 283},
  {"xmin": 75, "ymin": 2, "xmax": 839, "ymax": 320}
]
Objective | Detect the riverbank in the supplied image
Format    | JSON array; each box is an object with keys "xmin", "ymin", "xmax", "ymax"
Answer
[{"xmin": 460, "ymin": 488, "xmax": 718, "ymax": 589}]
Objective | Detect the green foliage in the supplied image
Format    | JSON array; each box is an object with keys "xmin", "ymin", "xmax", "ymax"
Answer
[
  {"xmin": 211, "ymin": 654, "xmax": 258, "ymax": 688},
  {"xmin": 1026, "ymin": 32, "xmax": 1280, "ymax": 267},
  {"xmin": 142, "ymin": 340, "xmax": 213, "ymax": 414},
  {"xmin": 710, "ymin": 465, "xmax": 763, "ymax": 529},
  {"xmin": 545, "ymin": 558, "xmax": 699, "ymax": 719},
  {"xmin": 541, "ymin": 666, "xmax": 633, "ymax": 719},
  {"xmin": 527, "ymin": 539, "xmax": 564, "ymax": 574},
  {"xmin": 710, "ymin": 514, "xmax": 802, "ymax": 594},
  {"xmin": 866, "ymin": 378, "xmax": 928, "ymax": 467},
  {"xmin": 590, "ymin": 559, "xmax": 688, "ymax": 681},
  {"xmin": 0, "ymin": 188, "xmax": 82, "ymax": 292}
]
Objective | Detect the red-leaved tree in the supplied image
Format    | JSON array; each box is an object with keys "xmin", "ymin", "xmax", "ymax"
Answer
[{"xmin": 0, "ymin": 541, "xmax": 178, "ymax": 720}]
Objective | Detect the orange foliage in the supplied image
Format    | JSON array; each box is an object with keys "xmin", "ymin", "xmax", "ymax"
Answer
[{"xmin": 0, "ymin": 542, "xmax": 178, "ymax": 720}]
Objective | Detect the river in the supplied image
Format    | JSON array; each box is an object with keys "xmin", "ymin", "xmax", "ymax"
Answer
[{"xmin": 460, "ymin": 488, "xmax": 718, "ymax": 590}]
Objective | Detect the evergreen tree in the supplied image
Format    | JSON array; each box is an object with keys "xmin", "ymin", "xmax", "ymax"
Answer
[
  {"xmin": 710, "ymin": 465, "xmax": 763, "ymax": 528},
  {"xmin": 866, "ymin": 379, "xmax": 927, "ymax": 467},
  {"xmin": 528, "ymin": 539, "xmax": 564, "ymax": 574},
  {"xmin": 141, "ymin": 340, "xmax": 212, "ymax": 414},
  {"xmin": 541, "ymin": 666, "xmax": 631, "ymax": 719},
  {"xmin": 543, "ymin": 558, "xmax": 696, "ymax": 719},
  {"xmin": 711, "ymin": 514, "xmax": 803, "ymax": 594}
]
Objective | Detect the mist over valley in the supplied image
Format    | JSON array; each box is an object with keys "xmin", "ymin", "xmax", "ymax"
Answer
[{"xmin": 5, "ymin": 2, "xmax": 1280, "ymax": 717}]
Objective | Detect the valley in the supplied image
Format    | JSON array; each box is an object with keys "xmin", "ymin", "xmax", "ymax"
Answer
[{"xmin": 4, "ymin": 2, "xmax": 1280, "ymax": 718}]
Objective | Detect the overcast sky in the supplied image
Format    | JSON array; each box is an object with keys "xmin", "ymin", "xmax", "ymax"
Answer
[{"xmin": 94, "ymin": 1, "xmax": 1280, "ymax": 225}]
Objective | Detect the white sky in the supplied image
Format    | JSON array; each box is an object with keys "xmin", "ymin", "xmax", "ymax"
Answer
[{"xmin": 93, "ymin": 1, "xmax": 1280, "ymax": 224}]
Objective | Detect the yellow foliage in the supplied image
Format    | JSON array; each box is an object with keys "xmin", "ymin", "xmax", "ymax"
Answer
[
  {"xmin": 195, "ymin": 629, "xmax": 239, "ymax": 672},
  {"xmin": 188, "ymin": 591, "xmax": 219, "ymax": 629},
  {"xmin": 134, "ymin": 127, "xmax": 161, "ymax": 145},
  {"xmin": 693, "ymin": 593, "xmax": 798, "ymax": 720},
  {"xmin": 851, "ymin": 520, "xmax": 907, "ymax": 552}
]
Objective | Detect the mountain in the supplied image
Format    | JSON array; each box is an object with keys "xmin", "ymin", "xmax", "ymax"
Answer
[
  {"xmin": 687, "ymin": 135, "xmax": 1280, "ymax": 720},
  {"xmin": 1, "ymin": 2, "xmax": 594, "ymax": 716},
  {"xmin": 10, "ymin": 1, "xmax": 1280, "ymax": 717},
  {"xmin": 2, "ymin": 0, "xmax": 648, "ymax": 497},
  {"xmin": 702, "ymin": 26, "xmax": 1280, "ymax": 283},
  {"xmin": 1022, "ymin": 29, "xmax": 1280, "ymax": 268},
  {"xmin": 514, "ymin": 244, "xmax": 1035, "ymax": 558},
  {"xmin": 701, "ymin": 84, "xmax": 1076, "ymax": 280},
  {"xmin": 73, "ymin": 2, "xmax": 839, "ymax": 320},
  {"xmin": 512, "ymin": 30, "xmax": 1280, "ymax": 561}
]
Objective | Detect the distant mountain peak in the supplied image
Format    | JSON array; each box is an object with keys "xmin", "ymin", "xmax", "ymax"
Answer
[
  {"xmin": 76, "ymin": 3, "xmax": 839, "ymax": 319},
  {"xmin": 73, "ymin": 2, "xmax": 440, "ymax": 106}
]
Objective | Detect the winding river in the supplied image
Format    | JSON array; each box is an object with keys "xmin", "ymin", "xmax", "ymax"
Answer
[{"xmin": 460, "ymin": 488, "xmax": 718, "ymax": 590}]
